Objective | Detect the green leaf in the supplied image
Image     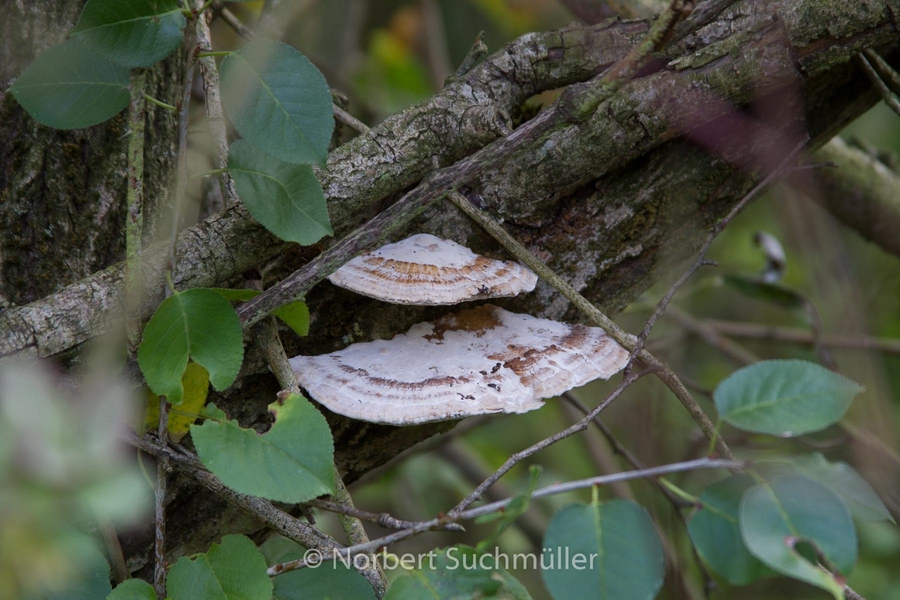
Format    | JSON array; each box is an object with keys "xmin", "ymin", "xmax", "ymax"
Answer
[
  {"xmin": 688, "ymin": 475, "xmax": 774, "ymax": 585},
  {"xmin": 273, "ymin": 552, "xmax": 375, "ymax": 600},
  {"xmin": 71, "ymin": 0, "xmax": 187, "ymax": 68},
  {"xmin": 542, "ymin": 500, "xmax": 664, "ymax": 600},
  {"xmin": 762, "ymin": 453, "xmax": 894, "ymax": 525},
  {"xmin": 384, "ymin": 546, "xmax": 531, "ymax": 600},
  {"xmin": 221, "ymin": 40, "xmax": 334, "ymax": 164},
  {"xmin": 137, "ymin": 289, "xmax": 244, "ymax": 406},
  {"xmin": 167, "ymin": 534, "xmax": 272, "ymax": 600},
  {"xmin": 740, "ymin": 475, "xmax": 857, "ymax": 599},
  {"xmin": 9, "ymin": 39, "xmax": 129, "ymax": 129},
  {"xmin": 476, "ymin": 465, "xmax": 541, "ymax": 553},
  {"xmin": 273, "ymin": 303, "xmax": 311, "ymax": 338},
  {"xmin": 191, "ymin": 395, "xmax": 334, "ymax": 503},
  {"xmin": 722, "ymin": 275, "xmax": 808, "ymax": 312},
  {"xmin": 211, "ymin": 287, "xmax": 310, "ymax": 337},
  {"xmin": 714, "ymin": 360, "xmax": 863, "ymax": 436},
  {"xmin": 228, "ymin": 139, "xmax": 332, "ymax": 245},
  {"xmin": 107, "ymin": 578, "xmax": 156, "ymax": 600}
]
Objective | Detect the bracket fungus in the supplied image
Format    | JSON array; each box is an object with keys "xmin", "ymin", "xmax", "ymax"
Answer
[
  {"xmin": 289, "ymin": 304, "xmax": 629, "ymax": 425},
  {"xmin": 327, "ymin": 233, "xmax": 538, "ymax": 305}
]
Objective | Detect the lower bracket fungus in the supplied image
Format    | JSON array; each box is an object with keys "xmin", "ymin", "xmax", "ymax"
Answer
[
  {"xmin": 289, "ymin": 304, "xmax": 629, "ymax": 425},
  {"xmin": 327, "ymin": 233, "xmax": 539, "ymax": 305}
]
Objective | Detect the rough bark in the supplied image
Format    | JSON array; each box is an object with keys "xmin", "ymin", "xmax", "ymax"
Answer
[
  {"xmin": 0, "ymin": 0, "xmax": 898, "ymax": 580},
  {"xmin": 812, "ymin": 136, "xmax": 900, "ymax": 258},
  {"xmin": 0, "ymin": 1, "xmax": 186, "ymax": 307}
]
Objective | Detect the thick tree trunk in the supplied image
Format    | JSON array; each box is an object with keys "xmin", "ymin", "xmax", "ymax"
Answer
[
  {"xmin": 1, "ymin": 0, "xmax": 897, "ymax": 581},
  {"xmin": 0, "ymin": 1, "xmax": 185, "ymax": 306}
]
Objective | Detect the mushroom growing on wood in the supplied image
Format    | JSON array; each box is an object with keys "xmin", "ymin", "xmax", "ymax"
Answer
[
  {"xmin": 289, "ymin": 304, "xmax": 628, "ymax": 425},
  {"xmin": 327, "ymin": 233, "xmax": 538, "ymax": 305}
]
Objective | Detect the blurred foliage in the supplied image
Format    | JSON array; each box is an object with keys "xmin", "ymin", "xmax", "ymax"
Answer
[{"xmin": 0, "ymin": 361, "xmax": 151, "ymax": 598}]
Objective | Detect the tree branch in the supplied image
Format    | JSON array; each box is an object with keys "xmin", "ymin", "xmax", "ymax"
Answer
[
  {"xmin": 811, "ymin": 136, "xmax": 900, "ymax": 258},
  {"xmin": 2, "ymin": 1, "xmax": 894, "ymax": 362}
]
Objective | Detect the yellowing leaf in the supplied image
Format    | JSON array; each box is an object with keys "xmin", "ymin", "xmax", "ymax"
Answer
[{"xmin": 145, "ymin": 363, "xmax": 210, "ymax": 441}]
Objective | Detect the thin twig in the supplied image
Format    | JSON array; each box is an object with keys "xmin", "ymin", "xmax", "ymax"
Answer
[
  {"xmin": 333, "ymin": 104, "xmax": 368, "ymax": 134},
  {"xmin": 97, "ymin": 514, "xmax": 128, "ymax": 584},
  {"xmin": 858, "ymin": 52, "xmax": 900, "ymax": 118},
  {"xmin": 482, "ymin": 458, "xmax": 741, "ymax": 511},
  {"xmin": 422, "ymin": 0, "xmax": 453, "ymax": 87},
  {"xmin": 437, "ymin": 442, "xmax": 546, "ymax": 549},
  {"xmin": 562, "ymin": 392, "xmax": 690, "ymax": 507},
  {"xmin": 153, "ymin": 397, "xmax": 169, "ymax": 599},
  {"xmin": 268, "ymin": 457, "xmax": 742, "ymax": 577},
  {"xmin": 447, "ymin": 31, "xmax": 488, "ymax": 84},
  {"xmin": 196, "ymin": 2, "xmax": 239, "ymax": 207},
  {"xmin": 125, "ymin": 70, "xmax": 147, "ymax": 356},
  {"xmin": 308, "ymin": 498, "xmax": 464, "ymax": 532},
  {"xmin": 329, "ymin": 471, "xmax": 387, "ymax": 598},
  {"xmin": 667, "ymin": 305, "xmax": 758, "ymax": 365},
  {"xmin": 214, "ymin": 2, "xmax": 256, "ymax": 40},
  {"xmin": 450, "ymin": 369, "xmax": 649, "ymax": 515},
  {"xmin": 702, "ymin": 319, "xmax": 900, "ymax": 355},
  {"xmin": 166, "ymin": 33, "xmax": 199, "ymax": 283},
  {"xmin": 126, "ymin": 431, "xmax": 342, "ymax": 551},
  {"xmin": 862, "ymin": 49, "xmax": 900, "ymax": 97}
]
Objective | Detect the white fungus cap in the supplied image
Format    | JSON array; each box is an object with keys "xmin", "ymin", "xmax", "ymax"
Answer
[
  {"xmin": 327, "ymin": 233, "xmax": 538, "ymax": 305},
  {"xmin": 289, "ymin": 304, "xmax": 629, "ymax": 425}
]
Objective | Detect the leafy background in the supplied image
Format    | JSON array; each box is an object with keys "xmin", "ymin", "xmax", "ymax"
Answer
[{"xmin": 178, "ymin": 1, "xmax": 900, "ymax": 599}]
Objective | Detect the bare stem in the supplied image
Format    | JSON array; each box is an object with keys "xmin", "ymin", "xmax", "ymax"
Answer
[
  {"xmin": 153, "ymin": 397, "xmax": 169, "ymax": 599},
  {"xmin": 126, "ymin": 431, "xmax": 342, "ymax": 551},
  {"xmin": 196, "ymin": 1, "xmax": 239, "ymax": 207},
  {"xmin": 702, "ymin": 319, "xmax": 900, "ymax": 355},
  {"xmin": 329, "ymin": 471, "xmax": 387, "ymax": 598},
  {"xmin": 450, "ymin": 369, "xmax": 648, "ymax": 515},
  {"xmin": 125, "ymin": 70, "xmax": 147, "ymax": 355},
  {"xmin": 858, "ymin": 52, "xmax": 900, "ymax": 118},
  {"xmin": 268, "ymin": 456, "xmax": 741, "ymax": 577}
]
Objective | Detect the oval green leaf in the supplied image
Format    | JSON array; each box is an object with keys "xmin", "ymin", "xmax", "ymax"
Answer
[
  {"xmin": 714, "ymin": 360, "xmax": 863, "ymax": 436},
  {"xmin": 9, "ymin": 39, "xmax": 129, "ymax": 129},
  {"xmin": 211, "ymin": 287, "xmax": 310, "ymax": 337},
  {"xmin": 71, "ymin": 0, "xmax": 187, "ymax": 68},
  {"xmin": 722, "ymin": 275, "xmax": 808, "ymax": 312},
  {"xmin": 384, "ymin": 546, "xmax": 531, "ymax": 600},
  {"xmin": 740, "ymin": 475, "xmax": 857, "ymax": 599},
  {"xmin": 221, "ymin": 40, "xmax": 334, "ymax": 164},
  {"xmin": 542, "ymin": 500, "xmax": 664, "ymax": 600},
  {"xmin": 108, "ymin": 578, "xmax": 156, "ymax": 600},
  {"xmin": 191, "ymin": 395, "xmax": 334, "ymax": 503},
  {"xmin": 762, "ymin": 453, "xmax": 894, "ymax": 525},
  {"xmin": 688, "ymin": 475, "xmax": 774, "ymax": 585},
  {"xmin": 273, "ymin": 552, "xmax": 376, "ymax": 600},
  {"xmin": 137, "ymin": 288, "xmax": 244, "ymax": 406},
  {"xmin": 167, "ymin": 534, "xmax": 272, "ymax": 600},
  {"xmin": 228, "ymin": 139, "xmax": 332, "ymax": 245}
]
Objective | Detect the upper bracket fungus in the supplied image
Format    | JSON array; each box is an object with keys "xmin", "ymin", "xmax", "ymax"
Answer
[
  {"xmin": 289, "ymin": 305, "xmax": 629, "ymax": 425},
  {"xmin": 327, "ymin": 233, "xmax": 538, "ymax": 305}
]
